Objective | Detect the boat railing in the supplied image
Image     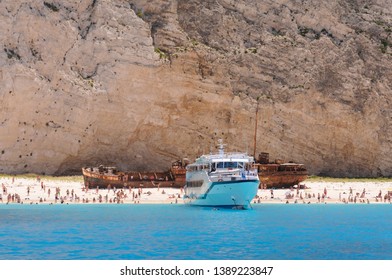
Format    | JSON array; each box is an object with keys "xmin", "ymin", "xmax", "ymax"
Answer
[
  {"xmin": 210, "ymin": 168, "xmax": 258, "ymax": 175},
  {"xmin": 211, "ymin": 168, "xmax": 241, "ymax": 174},
  {"xmin": 209, "ymin": 175, "xmax": 258, "ymax": 182},
  {"xmin": 209, "ymin": 169, "xmax": 258, "ymax": 182}
]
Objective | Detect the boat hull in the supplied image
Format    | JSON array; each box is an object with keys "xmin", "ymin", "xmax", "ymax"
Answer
[
  {"xmin": 259, "ymin": 172, "xmax": 308, "ymax": 188},
  {"xmin": 82, "ymin": 168, "xmax": 185, "ymax": 189},
  {"xmin": 184, "ymin": 179, "xmax": 259, "ymax": 209},
  {"xmin": 255, "ymin": 162, "xmax": 308, "ymax": 188}
]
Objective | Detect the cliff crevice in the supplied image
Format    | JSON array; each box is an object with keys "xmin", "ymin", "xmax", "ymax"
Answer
[{"xmin": 1, "ymin": 0, "xmax": 392, "ymax": 177}]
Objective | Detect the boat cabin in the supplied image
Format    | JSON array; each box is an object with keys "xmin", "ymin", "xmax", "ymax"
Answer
[{"xmin": 186, "ymin": 160, "xmax": 254, "ymax": 173}]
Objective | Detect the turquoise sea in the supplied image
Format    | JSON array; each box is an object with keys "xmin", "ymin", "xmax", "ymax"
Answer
[{"xmin": 0, "ymin": 203, "xmax": 392, "ymax": 260}]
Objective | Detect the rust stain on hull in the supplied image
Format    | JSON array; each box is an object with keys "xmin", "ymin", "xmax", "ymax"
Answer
[
  {"xmin": 82, "ymin": 153, "xmax": 308, "ymax": 189},
  {"xmin": 254, "ymin": 152, "xmax": 308, "ymax": 188},
  {"xmin": 82, "ymin": 161, "xmax": 187, "ymax": 189}
]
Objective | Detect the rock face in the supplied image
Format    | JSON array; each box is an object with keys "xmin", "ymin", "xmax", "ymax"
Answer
[{"xmin": 0, "ymin": 0, "xmax": 392, "ymax": 177}]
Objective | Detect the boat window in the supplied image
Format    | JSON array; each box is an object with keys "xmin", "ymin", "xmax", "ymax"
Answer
[
  {"xmin": 216, "ymin": 162, "xmax": 224, "ymax": 169},
  {"xmin": 238, "ymin": 162, "xmax": 244, "ymax": 169},
  {"xmin": 226, "ymin": 162, "xmax": 238, "ymax": 169}
]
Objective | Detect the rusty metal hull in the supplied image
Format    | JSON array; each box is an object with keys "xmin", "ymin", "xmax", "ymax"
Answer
[
  {"xmin": 255, "ymin": 162, "xmax": 308, "ymax": 188},
  {"xmin": 258, "ymin": 171, "xmax": 308, "ymax": 188},
  {"xmin": 82, "ymin": 167, "xmax": 186, "ymax": 189}
]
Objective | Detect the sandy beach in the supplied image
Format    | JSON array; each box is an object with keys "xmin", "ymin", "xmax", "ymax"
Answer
[{"xmin": 1, "ymin": 175, "xmax": 392, "ymax": 205}]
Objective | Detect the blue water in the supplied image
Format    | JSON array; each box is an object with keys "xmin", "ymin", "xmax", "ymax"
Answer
[{"xmin": 1, "ymin": 203, "xmax": 392, "ymax": 260}]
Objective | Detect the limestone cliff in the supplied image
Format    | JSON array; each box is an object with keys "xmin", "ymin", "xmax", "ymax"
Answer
[{"xmin": 0, "ymin": 0, "xmax": 391, "ymax": 177}]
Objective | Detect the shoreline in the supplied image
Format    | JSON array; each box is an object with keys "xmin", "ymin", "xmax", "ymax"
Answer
[{"xmin": 1, "ymin": 176, "xmax": 392, "ymax": 205}]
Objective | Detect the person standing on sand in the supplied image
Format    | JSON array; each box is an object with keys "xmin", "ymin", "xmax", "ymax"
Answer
[{"xmin": 361, "ymin": 188, "xmax": 366, "ymax": 198}]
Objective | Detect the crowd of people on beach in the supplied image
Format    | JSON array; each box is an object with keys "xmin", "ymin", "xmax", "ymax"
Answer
[
  {"xmin": 1, "ymin": 176, "xmax": 392, "ymax": 205},
  {"xmin": 0, "ymin": 176, "xmax": 184, "ymax": 205},
  {"xmin": 253, "ymin": 183, "xmax": 392, "ymax": 205}
]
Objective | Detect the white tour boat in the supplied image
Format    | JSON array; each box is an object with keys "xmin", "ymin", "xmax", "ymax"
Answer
[{"xmin": 184, "ymin": 140, "xmax": 260, "ymax": 209}]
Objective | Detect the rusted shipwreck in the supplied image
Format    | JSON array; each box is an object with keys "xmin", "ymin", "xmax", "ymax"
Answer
[
  {"xmin": 82, "ymin": 152, "xmax": 307, "ymax": 189},
  {"xmin": 254, "ymin": 152, "xmax": 308, "ymax": 188},
  {"xmin": 82, "ymin": 160, "xmax": 187, "ymax": 189}
]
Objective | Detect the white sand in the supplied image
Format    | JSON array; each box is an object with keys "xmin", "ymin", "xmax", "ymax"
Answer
[
  {"xmin": 1, "ymin": 176, "xmax": 392, "ymax": 205},
  {"xmin": 0, "ymin": 176, "xmax": 184, "ymax": 205},
  {"xmin": 256, "ymin": 181, "xmax": 392, "ymax": 204}
]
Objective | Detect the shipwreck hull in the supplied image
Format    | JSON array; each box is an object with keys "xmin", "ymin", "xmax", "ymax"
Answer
[
  {"xmin": 255, "ymin": 160, "xmax": 308, "ymax": 188},
  {"xmin": 259, "ymin": 172, "xmax": 308, "ymax": 188},
  {"xmin": 82, "ymin": 168, "xmax": 185, "ymax": 189}
]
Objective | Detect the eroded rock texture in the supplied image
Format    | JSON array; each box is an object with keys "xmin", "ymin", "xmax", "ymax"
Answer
[{"xmin": 0, "ymin": 0, "xmax": 391, "ymax": 176}]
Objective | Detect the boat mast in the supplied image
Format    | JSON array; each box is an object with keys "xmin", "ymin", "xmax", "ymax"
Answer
[
  {"xmin": 253, "ymin": 102, "xmax": 259, "ymax": 160},
  {"xmin": 218, "ymin": 139, "xmax": 225, "ymax": 156}
]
